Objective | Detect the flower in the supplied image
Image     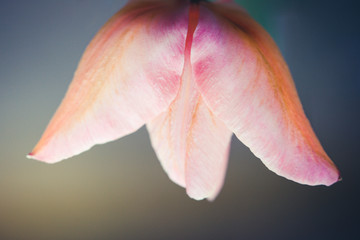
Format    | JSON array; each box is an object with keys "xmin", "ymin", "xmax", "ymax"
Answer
[{"xmin": 27, "ymin": 0, "xmax": 340, "ymax": 200}]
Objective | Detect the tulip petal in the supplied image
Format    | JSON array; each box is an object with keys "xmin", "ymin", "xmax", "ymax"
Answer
[
  {"xmin": 147, "ymin": 62, "xmax": 232, "ymax": 200},
  {"xmin": 192, "ymin": 3, "xmax": 339, "ymax": 186},
  {"xmin": 147, "ymin": 3, "xmax": 233, "ymax": 200},
  {"xmin": 28, "ymin": 0, "xmax": 189, "ymax": 163}
]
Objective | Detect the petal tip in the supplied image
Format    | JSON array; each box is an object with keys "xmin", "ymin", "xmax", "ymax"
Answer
[
  {"xmin": 328, "ymin": 173, "xmax": 342, "ymax": 185},
  {"xmin": 186, "ymin": 188, "xmax": 206, "ymax": 201},
  {"xmin": 186, "ymin": 187, "xmax": 219, "ymax": 201},
  {"xmin": 26, "ymin": 152, "xmax": 35, "ymax": 159},
  {"xmin": 26, "ymin": 151, "xmax": 54, "ymax": 164},
  {"xmin": 325, "ymin": 167, "xmax": 341, "ymax": 186}
]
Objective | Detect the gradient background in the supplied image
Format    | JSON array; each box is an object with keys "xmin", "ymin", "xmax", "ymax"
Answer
[{"xmin": 1, "ymin": 0, "xmax": 359, "ymax": 239}]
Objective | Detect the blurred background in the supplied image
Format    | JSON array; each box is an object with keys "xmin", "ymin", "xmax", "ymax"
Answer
[{"xmin": 0, "ymin": 0, "xmax": 359, "ymax": 239}]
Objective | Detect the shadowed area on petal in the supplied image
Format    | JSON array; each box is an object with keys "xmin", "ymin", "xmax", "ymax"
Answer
[
  {"xmin": 28, "ymin": 0, "xmax": 188, "ymax": 163},
  {"xmin": 147, "ymin": 2, "xmax": 233, "ymax": 200},
  {"xmin": 191, "ymin": 2, "xmax": 339, "ymax": 186}
]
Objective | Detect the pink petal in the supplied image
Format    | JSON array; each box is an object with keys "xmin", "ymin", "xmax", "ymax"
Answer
[
  {"xmin": 28, "ymin": 1, "xmax": 189, "ymax": 163},
  {"xmin": 147, "ymin": 66, "xmax": 232, "ymax": 200},
  {"xmin": 147, "ymin": 3, "xmax": 233, "ymax": 200},
  {"xmin": 191, "ymin": 3, "xmax": 339, "ymax": 186}
]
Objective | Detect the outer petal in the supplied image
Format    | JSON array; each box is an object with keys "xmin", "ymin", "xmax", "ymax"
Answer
[
  {"xmin": 191, "ymin": 3, "xmax": 339, "ymax": 186},
  {"xmin": 147, "ymin": 3, "xmax": 233, "ymax": 200},
  {"xmin": 28, "ymin": 0, "xmax": 188, "ymax": 163}
]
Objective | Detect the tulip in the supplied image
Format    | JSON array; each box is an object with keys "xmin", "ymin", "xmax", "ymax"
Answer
[{"xmin": 28, "ymin": 0, "xmax": 340, "ymax": 200}]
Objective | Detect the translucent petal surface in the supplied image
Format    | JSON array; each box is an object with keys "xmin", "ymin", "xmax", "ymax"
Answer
[
  {"xmin": 147, "ymin": 3, "xmax": 233, "ymax": 200},
  {"xmin": 147, "ymin": 62, "xmax": 232, "ymax": 200},
  {"xmin": 191, "ymin": 3, "xmax": 339, "ymax": 186},
  {"xmin": 28, "ymin": 0, "xmax": 188, "ymax": 163}
]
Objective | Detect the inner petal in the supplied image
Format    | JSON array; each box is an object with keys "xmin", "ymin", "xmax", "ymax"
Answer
[
  {"xmin": 147, "ymin": 2, "xmax": 233, "ymax": 200},
  {"xmin": 147, "ymin": 2, "xmax": 200, "ymax": 187}
]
